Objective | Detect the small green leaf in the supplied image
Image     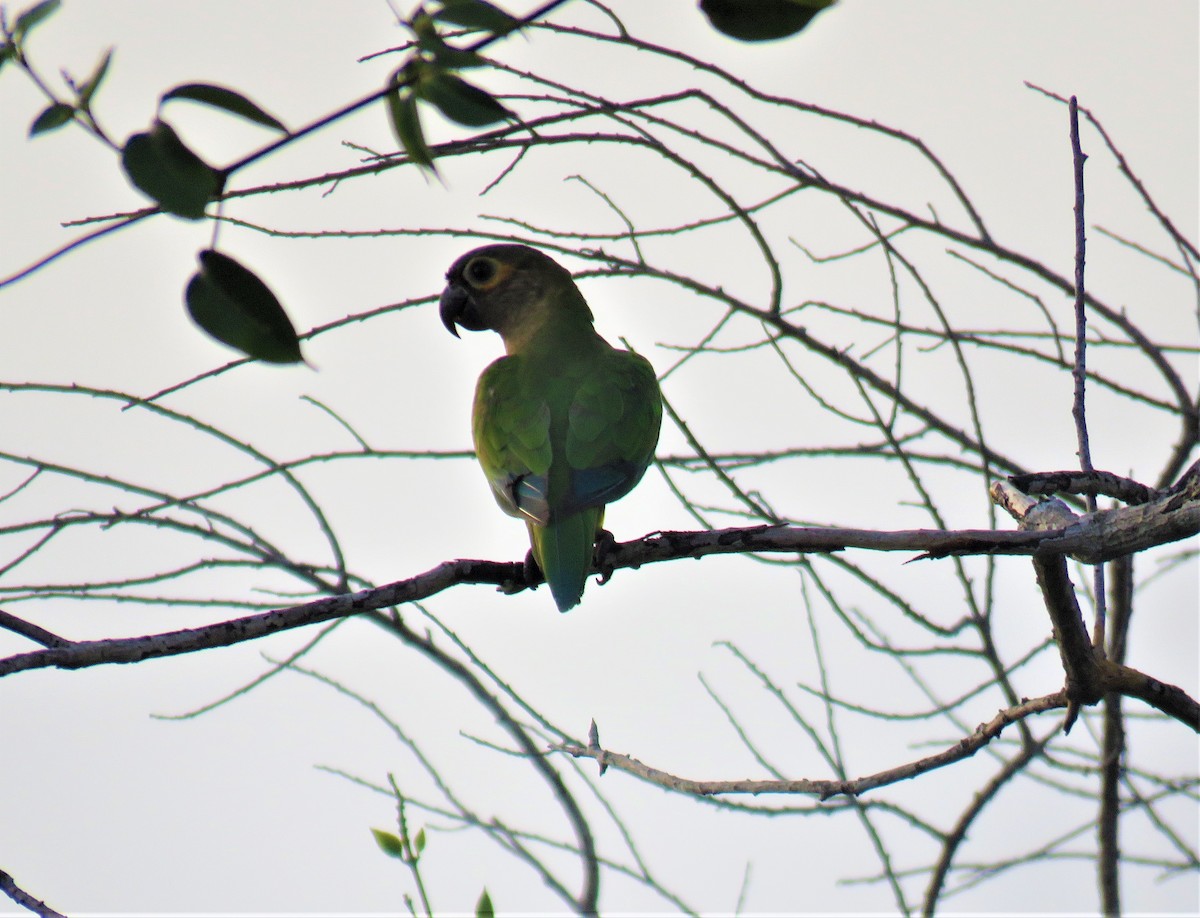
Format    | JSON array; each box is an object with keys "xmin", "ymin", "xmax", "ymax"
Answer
[
  {"xmin": 418, "ymin": 71, "xmax": 510, "ymax": 127},
  {"xmin": 371, "ymin": 828, "xmax": 406, "ymax": 860},
  {"xmin": 699, "ymin": 0, "xmax": 834, "ymax": 42},
  {"xmin": 185, "ymin": 249, "xmax": 304, "ymax": 364},
  {"xmin": 387, "ymin": 82, "xmax": 437, "ymax": 172},
  {"xmin": 413, "ymin": 827, "xmax": 426, "ymax": 856},
  {"xmin": 0, "ymin": 42, "xmax": 15, "ymax": 74},
  {"xmin": 76, "ymin": 47, "xmax": 113, "ymax": 107},
  {"xmin": 434, "ymin": 0, "xmax": 520, "ymax": 36},
  {"xmin": 475, "ymin": 888, "xmax": 494, "ymax": 918},
  {"xmin": 13, "ymin": 0, "xmax": 60, "ymax": 40},
  {"xmin": 161, "ymin": 83, "xmax": 288, "ymax": 133},
  {"xmin": 29, "ymin": 101, "xmax": 73, "ymax": 136},
  {"xmin": 121, "ymin": 119, "xmax": 224, "ymax": 219}
]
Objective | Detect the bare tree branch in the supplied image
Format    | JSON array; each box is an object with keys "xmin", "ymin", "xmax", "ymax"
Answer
[
  {"xmin": 922, "ymin": 727, "xmax": 1059, "ymax": 916},
  {"xmin": 989, "ymin": 466, "xmax": 1200, "ymax": 564},
  {"xmin": 1100, "ymin": 555, "xmax": 1133, "ymax": 916},
  {"xmin": 0, "ymin": 8, "xmax": 1194, "ymax": 913},
  {"xmin": 0, "ymin": 869, "xmax": 65, "ymax": 918},
  {"xmin": 3, "ymin": 502, "xmax": 1196, "ymax": 729},
  {"xmin": 553, "ymin": 695, "xmax": 1068, "ymax": 799}
]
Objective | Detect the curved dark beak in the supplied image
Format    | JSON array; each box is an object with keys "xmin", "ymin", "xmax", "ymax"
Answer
[
  {"xmin": 439, "ymin": 283, "xmax": 469, "ymax": 338},
  {"xmin": 439, "ymin": 282, "xmax": 490, "ymax": 337}
]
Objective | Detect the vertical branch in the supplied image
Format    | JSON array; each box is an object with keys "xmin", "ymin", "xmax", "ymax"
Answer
[
  {"xmin": 921, "ymin": 729, "xmax": 1058, "ymax": 917},
  {"xmin": 387, "ymin": 777, "xmax": 434, "ymax": 918},
  {"xmin": 1099, "ymin": 555, "xmax": 1133, "ymax": 917},
  {"xmin": 1070, "ymin": 98, "xmax": 1122, "ymax": 915},
  {"xmin": 1068, "ymin": 97, "xmax": 1107, "ymax": 649},
  {"xmin": 1069, "ymin": 96, "xmax": 1091, "ymax": 476}
]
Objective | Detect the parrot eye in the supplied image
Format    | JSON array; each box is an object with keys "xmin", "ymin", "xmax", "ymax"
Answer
[{"xmin": 464, "ymin": 257, "xmax": 499, "ymax": 287}]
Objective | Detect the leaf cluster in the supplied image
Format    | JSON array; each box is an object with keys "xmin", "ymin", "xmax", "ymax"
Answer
[{"xmin": 1, "ymin": 0, "xmax": 830, "ymax": 364}]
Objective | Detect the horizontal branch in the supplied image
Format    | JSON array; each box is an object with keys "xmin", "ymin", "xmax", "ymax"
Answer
[
  {"xmin": 552, "ymin": 695, "xmax": 1067, "ymax": 800},
  {"xmin": 2, "ymin": 491, "xmax": 1196, "ymax": 682},
  {"xmin": 604, "ymin": 492, "xmax": 1198, "ymax": 567},
  {"xmin": 0, "ymin": 562, "xmax": 464, "ymax": 677},
  {"xmin": 990, "ymin": 463, "xmax": 1200, "ymax": 564}
]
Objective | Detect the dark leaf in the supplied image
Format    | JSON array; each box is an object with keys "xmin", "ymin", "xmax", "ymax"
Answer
[
  {"xmin": 370, "ymin": 828, "xmax": 406, "ymax": 860},
  {"xmin": 76, "ymin": 47, "xmax": 113, "ymax": 107},
  {"xmin": 434, "ymin": 0, "xmax": 520, "ymax": 36},
  {"xmin": 475, "ymin": 889, "xmax": 494, "ymax": 918},
  {"xmin": 418, "ymin": 71, "xmax": 510, "ymax": 127},
  {"xmin": 161, "ymin": 82, "xmax": 288, "ymax": 133},
  {"xmin": 0, "ymin": 42, "xmax": 15, "ymax": 74},
  {"xmin": 121, "ymin": 119, "xmax": 224, "ymax": 219},
  {"xmin": 386, "ymin": 81, "xmax": 437, "ymax": 172},
  {"xmin": 13, "ymin": 0, "xmax": 60, "ymax": 40},
  {"xmin": 411, "ymin": 10, "xmax": 485, "ymax": 68},
  {"xmin": 699, "ymin": 0, "xmax": 834, "ymax": 42},
  {"xmin": 185, "ymin": 250, "xmax": 304, "ymax": 364},
  {"xmin": 29, "ymin": 101, "xmax": 73, "ymax": 136}
]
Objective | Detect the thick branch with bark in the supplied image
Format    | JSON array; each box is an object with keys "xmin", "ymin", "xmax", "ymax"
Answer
[
  {"xmin": 995, "ymin": 465, "xmax": 1200, "ymax": 731},
  {"xmin": 3, "ymin": 515, "xmax": 1194, "ymax": 727}
]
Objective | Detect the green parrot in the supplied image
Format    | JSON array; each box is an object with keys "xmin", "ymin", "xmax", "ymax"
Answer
[{"xmin": 439, "ymin": 244, "xmax": 662, "ymax": 612}]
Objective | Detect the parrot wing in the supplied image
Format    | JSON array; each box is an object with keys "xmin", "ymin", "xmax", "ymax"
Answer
[
  {"xmin": 561, "ymin": 348, "xmax": 662, "ymax": 516},
  {"xmin": 472, "ymin": 355, "xmax": 554, "ymax": 526},
  {"xmin": 474, "ymin": 348, "xmax": 661, "ymax": 524}
]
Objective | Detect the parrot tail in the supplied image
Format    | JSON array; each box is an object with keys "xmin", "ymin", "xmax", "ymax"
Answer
[{"xmin": 529, "ymin": 508, "xmax": 602, "ymax": 612}]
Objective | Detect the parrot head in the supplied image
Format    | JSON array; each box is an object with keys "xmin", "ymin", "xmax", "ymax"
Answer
[{"xmin": 439, "ymin": 244, "xmax": 594, "ymax": 350}]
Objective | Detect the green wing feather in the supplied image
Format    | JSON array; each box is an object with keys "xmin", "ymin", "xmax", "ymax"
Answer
[
  {"xmin": 566, "ymin": 349, "xmax": 661, "ymax": 501},
  {"xmin": 473, "ymin": 356, "xmax": 553, "ymax": 523}
]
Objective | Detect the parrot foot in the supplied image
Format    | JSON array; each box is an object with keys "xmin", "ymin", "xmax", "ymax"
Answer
[
  {"xmin": 592, "ymin": 529, "xmax": 618, "ymax": 585},
  {"xmin": 522, "ymin": 549, "xmax": 544, "ymax": 592}
]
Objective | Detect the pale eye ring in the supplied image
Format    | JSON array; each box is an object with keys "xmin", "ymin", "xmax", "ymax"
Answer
[{"xmin": 465, "ymin": 258, "xmax": 497, "ymax": 285}]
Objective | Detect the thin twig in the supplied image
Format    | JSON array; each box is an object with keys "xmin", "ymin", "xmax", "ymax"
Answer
[
  {"xmin": 553, "ymin": 694, "xmax": 1067, "ymax": 799},
  {"xmin": 921, "ymin": 726, "xmax": 1058, "ymax": 916}
]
